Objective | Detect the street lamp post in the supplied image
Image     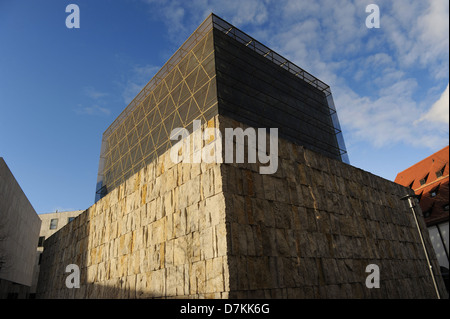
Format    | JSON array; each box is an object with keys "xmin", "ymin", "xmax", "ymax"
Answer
[{"xmin": 400, "ymin": 194, "xmax": 441, "ymax": 299}]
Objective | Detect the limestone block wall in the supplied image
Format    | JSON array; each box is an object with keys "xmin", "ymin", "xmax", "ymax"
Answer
[
  {"xmin": 37, "ymin": 116, "xmax": 230, "ymax": 298},
  {"xmin": 37, "ymin": 115, "xmax": 448, "ymax": 299},
  {"xmin": 218, "ymin": 115, "xmax": 447, "ymax": 299}
]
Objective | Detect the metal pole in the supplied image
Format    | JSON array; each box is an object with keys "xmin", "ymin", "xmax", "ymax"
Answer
[{"xmin": 401, "ymin": 194, "xmax": 441, "ymax": 299}]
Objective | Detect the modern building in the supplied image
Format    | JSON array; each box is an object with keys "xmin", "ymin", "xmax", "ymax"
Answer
[
  {"xmin": 30, "ymin": 210, "xmax": 84, "ymax": 296},
  {"xmin": 395, "ymin": 145, "xmax": 449, "ymax": 291},
  {"xmin": 37, "ymin": 210, "xmax": 85, "ymax": 243},
  {"xmin": 0, "ymin": 158, "xmax": 41, "ymax": 299},
  {"xmin": 95, "ymin": 13, "xmax": 348, "ymax": 202},
  {"xmin": 37, "ymin": 14, "xmax": 447, "ymax": 299}
]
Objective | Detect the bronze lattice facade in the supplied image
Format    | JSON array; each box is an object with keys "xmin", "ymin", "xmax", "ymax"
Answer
[
  {"xmin": 95, "ymin": 14, "xmax": 348, "ymax": 201},
  {"xmin": 95, "ymin": 18, "xmax": 218, "ymax": 201}
]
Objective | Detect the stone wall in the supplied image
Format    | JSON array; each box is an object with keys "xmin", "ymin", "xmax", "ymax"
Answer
[
  {"xmin": 36, "ymin": 115, "xmax": 448, "ymax": 298},
  {"xmin": 218, "ymin": 115, "xmax": 447, "ymax": 299},
  {"xmin": 37, "ymin": 116, "xmax": 229, "ymax": 298}
]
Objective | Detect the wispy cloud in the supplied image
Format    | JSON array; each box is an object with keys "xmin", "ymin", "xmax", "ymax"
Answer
[
  {"xmin": 382, "ymin": 0, "xmax": 449, "ymax": 78},
  {"xmin": 335, "ymin": 81, "xmax": 448, "ymax": 149},
  {"xmin": 142, "ymin": 0, "xmax": 271, "ymax": 43},
  {"xmin": 74, "ymin": 86, "xmax": 111, "ymax": 116},
  {"xmin": 122, "ymin": 64, "xmax": 160, "ymax": 104},
  {"xmin": 83, "ymin": 86, "xmax": 109, "ymax": 100},
  {"xmin": 265, "ymin": 0, "xmax": 449, "ymax": 149},
  {"xmin": 75, "ymin": 104, "xmax": 111, "ymax": 116},
  {"xmin": 416, "ymin": 84, "xmax": 450, "ymax": 126}
]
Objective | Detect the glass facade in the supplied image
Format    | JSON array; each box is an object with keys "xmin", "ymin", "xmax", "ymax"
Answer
[
  {"xmin": 214, "ymin": 27, "xmax": 346, "ymax": 162},
  {"xmin": 96, "ymin": 18, "xmax": 218, "ymax": 201},
  {"xmin": 429, "ymin": 222, "xmax": 449, "ymax": 269},
  {"xmin": 95, "ymin": 14, "xmax": 349, "ymax": 201}
]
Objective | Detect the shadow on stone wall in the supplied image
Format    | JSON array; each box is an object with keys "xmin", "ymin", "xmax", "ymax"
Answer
[
  {"xmin": 36, "ymin": 139, "xmax": 230, "ymax": 299},
  {"xmin": 36, "ymin": 116, "xmax": 448, "ymax": 299},
  {"xmin": 218, "ymin": 115, "xmax": 447, "ymax": 299}
]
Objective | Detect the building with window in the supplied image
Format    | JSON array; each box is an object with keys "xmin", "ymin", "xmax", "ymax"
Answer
[
  {"xmin": 395, "ymin": 145, "xmax": 449, "ymax": 291},
  {"xmin": 0, "ymin": 158, "xmax": 41, "ymax": 299},
  {"xmin": 30, "ymin": 210, "xmax": 84, "ymax": 296},
  {"xmin": 36, "ymin": 210, "xmax": 84, "ymax": 245}
]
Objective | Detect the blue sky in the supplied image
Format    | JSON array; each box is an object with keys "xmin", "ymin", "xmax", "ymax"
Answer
[{"xmin": 0, "ymin": 0, "xmax": 448, "ymax": 214}]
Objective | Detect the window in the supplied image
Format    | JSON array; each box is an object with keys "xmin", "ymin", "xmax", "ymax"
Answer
[
  {"xmin": 423, "ymin": 209, "xmax": 433, "ymax": 218},
  {"xmin": 38, "ymin": 236, "xmax": 45, "ymax": 247},
  {"xmin": 436, "ymin": 164, "xmax": 446, "ymax": 178},
  {"xmin": 68, "ymin": 217, "xmax": 75, "ymax": 223},
  {"xmin": 420, "ymin": 173, "xmax": 429, "ymax": 186},
  {"xmin": 50, "ymin": 218, "xmax": 58, "ymax": 230},
  {"xmin": 423, "ymin": 203, "xmax": 435, "ymax": 218},
  {"xmin": 438, "ymin": 222, "xmax": 449, "ymax": 256},
  {"xmin": 428, "ymin": 224, "xmax": 449, "ymax": 269},
  {"xmin": 430, "ymin": 185, "xmax": 440, "ymax": 198}
]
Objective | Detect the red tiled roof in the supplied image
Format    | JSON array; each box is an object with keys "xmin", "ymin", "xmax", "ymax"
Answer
[{"xmin": 395, "ymin": 146, "xmax": 449, "ymax": 226}]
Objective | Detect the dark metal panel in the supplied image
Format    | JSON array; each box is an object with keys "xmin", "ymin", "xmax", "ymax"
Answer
[{"xmin": 213, "ymin": 29, "xmax": 342, "ymax": 161}]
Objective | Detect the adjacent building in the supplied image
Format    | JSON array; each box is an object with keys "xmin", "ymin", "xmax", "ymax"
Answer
[
  {"xmin": 0, "ymin": 158, "xmax": 41, "ymax": 299},
  {"xmin": 395, "ymin": 145, "xmax": 449, "ymax": 291},
  {"xmin": 30, "ymin": 210, "xmax": 84, "ymax": 296}
]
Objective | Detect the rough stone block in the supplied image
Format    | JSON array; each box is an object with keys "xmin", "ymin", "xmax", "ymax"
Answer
[{"xmin": 36, "ymin": 121, "xmax": 447, "ymax": 300}]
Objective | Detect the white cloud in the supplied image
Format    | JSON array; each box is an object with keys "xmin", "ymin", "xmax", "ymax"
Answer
[
  {"xmin": 264, "ymin": 0, "xmax": 449, "ymax": 150},
  {"xmin": 366, "ymin": 53, "xmax": 394, "ymax": 68},
  {"xmin": 335, "ymin": 80, "xmax": 449, "ymax": 149},
  {"xmin": 206, "ymin": 0, "xmax": 270, "ymax": 27},
  {"xmin": 143, "ymin": 0, "xmax": 271, "ymax": 43},
  {"xmin": 416, "ymin": 0, "xmax": 449, "ymax": 66},
  {"xmin": 382, "ymin": 0, "xmax": 449, "ymax": 78},
  {"xmin": 416, "ymin": 84, "xmax": 450, "ymax": 125}
]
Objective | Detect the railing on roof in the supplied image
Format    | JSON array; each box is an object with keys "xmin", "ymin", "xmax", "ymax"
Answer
[
  {"xmin": 102, "ymin": 14, "xmax": 215, "ymax": 138},
  {"xmin": 211, "ymin": 14, "xmax": 348, "ymax": 163},
  {"xmin": 103, "ymin": 13, "xmax": 335, "ymax": 140},
  {"xmin": 210, "ymin": 14, "xmax": 332, "ymax": 97}
]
